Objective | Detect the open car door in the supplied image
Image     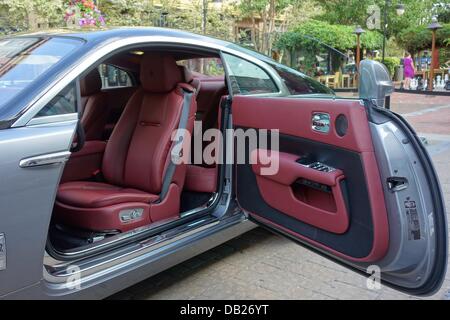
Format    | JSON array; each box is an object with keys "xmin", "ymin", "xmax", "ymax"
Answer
[{"xmin": 231, "ymin": 60, "xmax": 447, "ymax": 296}]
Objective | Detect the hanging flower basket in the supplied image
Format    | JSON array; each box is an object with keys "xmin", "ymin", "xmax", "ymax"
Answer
[{"xmin": 64, "ymin": 0, "xmax": 106, "ymax": 29}]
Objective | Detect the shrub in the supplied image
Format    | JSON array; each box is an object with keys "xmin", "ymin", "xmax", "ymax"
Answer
[{"xmin": 275, "ymin": 20, "xmax": 383, "ymax": 52}]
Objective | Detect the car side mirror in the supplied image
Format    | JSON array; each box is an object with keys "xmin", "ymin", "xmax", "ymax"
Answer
[{"xmin": 358, "ymin": 60, "xmax": 394, "ymax": 108}]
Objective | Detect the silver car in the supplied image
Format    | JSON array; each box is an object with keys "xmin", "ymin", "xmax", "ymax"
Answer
[{"xmin": 0, "ymin": 28, "xmax": 447, "ymax": 299}]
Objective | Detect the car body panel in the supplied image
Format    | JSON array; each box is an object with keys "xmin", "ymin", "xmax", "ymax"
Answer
[
  {"xmin": 2, "ymin": 215, "xmax": 256, "ymax": 299},
  {"xmin": 232, "ymin": 94, "xmax": 447, "ymax": 295},
  {"xmin": 0, "ymin": 27, "xmax": 446, "ymax": 298},
  {"xmin": 0, "ymin": 120, "xmax": 76, "ymax": 296},
  {"xmin": 0, "ymin": 28, "xmax": 292, "ymax": 129}
]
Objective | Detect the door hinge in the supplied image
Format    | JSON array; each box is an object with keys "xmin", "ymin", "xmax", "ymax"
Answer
[{"xmin": 387, "ymin": 177, "xmax": 409, "ymax": 192}]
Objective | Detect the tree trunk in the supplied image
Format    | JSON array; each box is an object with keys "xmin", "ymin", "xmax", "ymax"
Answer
[
  {"xmin": 251, "ymin": 16, "xmax": 258, "ymax": 51},
  {"xmin": 260, "ymin": 10, "xmax": 268, "ymax": 54},
  {"xmin": 267, "ymin": 0, "xmax": 276, "ymax": 55}
]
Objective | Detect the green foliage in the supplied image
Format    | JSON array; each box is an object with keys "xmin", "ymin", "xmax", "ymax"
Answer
[
  {"xmin": 314, "ymin": 0, "xmax": 438, "ymax": 38},
  {"xmin": 439, "ymin": 47, "xmax": 449, "ymax": 66},
  {"xmin": 397, "ymin": 23, "xmax": 450, "ymax": 53},
  {"xmin": 98, "ymin": 0, "xmax": 234, "ymax": 41},
  {"xmin": 374, "ymin": 56, "xmax": 400, "ymax": 76},
  {"xmin": 0, "ymin": 0, "xmax": 65, "ymax": 30},
  {"xmin": 275, "ymin": 20, "xmax": 383, "ymax": 52},
  {"xmin": 314, "ymin": 0, "xmax": 371, "ymax": 26}
]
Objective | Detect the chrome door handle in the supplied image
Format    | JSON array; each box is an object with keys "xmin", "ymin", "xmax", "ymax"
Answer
[
  {"xmin": 311, "ymin": 113, "xmax": 331, "ymax": 133},
  {"xmin": 19, "ymin": 151, "xmax": 71, "ymax": 168}
]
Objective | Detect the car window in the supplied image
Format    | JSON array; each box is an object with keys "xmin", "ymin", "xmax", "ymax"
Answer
[
  {"xmin": 270, "ymin": 63, "xmax": 334, "ymax": 95},
  {"xmin": 98, "ymin": 64, "xmax": 133, "ymax": 89},
  {"xmin": 0, "ymin": 37, "xmax": 82, "ymax": 111},
  {"xmin": 222, "ymin": 53, "xmax": 278, "ymax": 95},
  {"xmin": 177, "ymin": 58, "xmax": 225, "ymax": 77},
  {"xmin": 35, "ymin": 82, "xmax": 77, "ymax": 117}
]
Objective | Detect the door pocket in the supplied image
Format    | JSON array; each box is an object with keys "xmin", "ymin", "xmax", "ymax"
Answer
[{"xmin": 251, "ymin": 149, "xmax": 350, "ymax": 234}]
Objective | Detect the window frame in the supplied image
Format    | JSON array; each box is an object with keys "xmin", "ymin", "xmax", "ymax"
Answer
[
  {"xmin": 12, "ymin": 37, "xmax": 289, "ymax": 128},
  {"xmin": 269, "ymin": 62, "xmax": 335, "ymax": 96},
  {"xmin": 220, "ymin": 52, "xmax": 284, "ymax": 97},
  {"xmin": 27, "ymin": 79, "xmax": 80, "ymax": 126}
]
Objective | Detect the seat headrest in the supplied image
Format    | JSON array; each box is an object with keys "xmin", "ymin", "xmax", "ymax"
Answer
[
  {"xmin": 80, "ymin": 68, "xmax": 102, "ymax": 97},
  {"xmin": 140, "ymin": 53, "xmax": 182, "ymax": 93}
]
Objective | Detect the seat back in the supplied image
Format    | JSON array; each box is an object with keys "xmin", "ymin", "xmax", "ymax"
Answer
[
  {"xmin": 102, "ymin": 53, "xmax": 197, "ymax": 195},
  {"xmin": 80, "ymin": 68, "xmax": 109, "ymax": 141}
]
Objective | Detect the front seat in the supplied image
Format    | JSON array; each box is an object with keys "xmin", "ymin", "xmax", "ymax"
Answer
[
  {"xmin": 54, "ymin": 53, "xmax": 197, "ymax": 232},
  {"xmin": 79, "ymin": 68, "xmax": 109, "ymax": 141}
]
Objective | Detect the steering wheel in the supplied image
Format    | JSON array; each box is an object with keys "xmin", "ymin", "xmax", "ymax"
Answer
[{"xmin": 70, "ymin": 121, "xmax": 85, "ymax": 153}]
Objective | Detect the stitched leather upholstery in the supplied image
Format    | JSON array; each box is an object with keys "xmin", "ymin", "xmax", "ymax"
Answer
[{"xmin": 54, "ymin": 54, "xmax": 197, "ymax": 232}]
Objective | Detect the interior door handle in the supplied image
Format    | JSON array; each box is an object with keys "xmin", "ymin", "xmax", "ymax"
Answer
[
  {"xmin": 311, "ymin": 113, "xmax": 330, "ymax": 133},
  {"xmin": 19, "ymin": 151, "xmax": 71, "ymax": 168}
]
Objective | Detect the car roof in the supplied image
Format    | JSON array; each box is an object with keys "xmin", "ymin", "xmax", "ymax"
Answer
[
  {"xmin": 0, "ymin": 27, "xmax": 278, "ymax": 128},
  {"xmin": 13, "ymin": 27, "xmax": 275, "ymax": 63}
]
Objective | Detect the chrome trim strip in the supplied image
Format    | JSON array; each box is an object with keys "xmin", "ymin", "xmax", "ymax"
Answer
[
  {"xmin": 27, "ymin": 113, "xmax": 78, "ymax": 126},
  {"xmin": 53, "ymin": 216, "xmax": 180, "ymax": 257},
  {"xmin": 13, "ymin": 36, "xmax": 285, "ymax": 127},
  {"xmin": 44, "ymin": 214, "xmax": 238, "ymax": 283},
  {"xmin": 19, "ymin": 151, "xmax": 71, "ymax": 168},
  {"xmin": 180, "ymin": 193, "xmax": 218, "ymax": 219},
  {"xmin": 49, "ymin": 193, "xmax": 220, "ymax": 258}
]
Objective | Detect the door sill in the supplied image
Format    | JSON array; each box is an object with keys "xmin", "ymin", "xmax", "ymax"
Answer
[
  {"xmin": 45, "ymin": 192, "xmax": 220, "ymax": 262},
  {"xmin": 44, "ymin": 211, "xmax": 247, "ymax": 285}
]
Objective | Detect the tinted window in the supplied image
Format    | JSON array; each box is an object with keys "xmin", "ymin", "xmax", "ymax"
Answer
[
  {"xmin": 223, "ymin": 53, "xmax": 278, "ymax": 95},
  {"xmin": 271, "ymin": 64, "xmax": 334, "ymax": 95},
  {"xmin": 36, "ymin": 82, "xmax": 77, "ymax": 117},
  {"xmin": 0, "ymin": 37, "xmax": 82, "ymax": 111},
  {"xmin": 98, "ymin": 64, "xmax": 133, "ymax": 89}
]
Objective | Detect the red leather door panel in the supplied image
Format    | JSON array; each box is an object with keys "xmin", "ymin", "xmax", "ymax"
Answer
[
  {"xmin": 251, "ymin": 150, "xmax": 349, "ymax": 234},
  {"xmin": 233, "ymin": 95, "xmax": 389, "ymax": 262}
]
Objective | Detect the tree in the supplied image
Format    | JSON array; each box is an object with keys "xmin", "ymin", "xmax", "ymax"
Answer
[
  {"xmin": 275, "ymin": 20, "xmax": 383, "ymax": 74},
  {"xmin": 397, "ymin": 23, "xmax": 450, "ymax": 54},
  {"xmin": 276, "ymin": 20, "xmax": 383, "ymax": 52},
  {"xmin": 0, "ymin": 0, "xmax": 64, "ymax": 30},
  {"xmin": 314, "ymin": 0, "xmax": 439, "ymax": 38},
  {"xmin": 97, "ymin": 0, "xmax": 234, "ymax": 40},
  {"xmin": 236, "ymin": 0, "xmax": 302, "ymax": 54},
  {"xmin": 98, "ymin": 0, "xmax": 153, "ymax": 26}
]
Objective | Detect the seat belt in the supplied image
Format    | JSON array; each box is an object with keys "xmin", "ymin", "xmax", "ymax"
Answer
[{"xmin": 159, "ymin": 86, "xmax": 194, "ymax": 201}]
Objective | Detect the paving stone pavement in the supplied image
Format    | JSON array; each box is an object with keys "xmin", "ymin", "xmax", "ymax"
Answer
[{"xmin": 110, "ymin": 93, "xmax": 450, "ymax": 300}]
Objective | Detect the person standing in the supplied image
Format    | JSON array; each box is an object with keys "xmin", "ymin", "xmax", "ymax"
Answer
[{"xmin": 403, "ymin": 52, "xmax": 415, "ymax": 89}]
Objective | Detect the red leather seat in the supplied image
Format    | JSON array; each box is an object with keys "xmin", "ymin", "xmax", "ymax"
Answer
[
  {"xmin": 54, "ymin": 53, "xmax": 197, "ymax": 232},
  {"xmin": 80, "ymin": 69, "xmax": 109, "ymax": 141}
]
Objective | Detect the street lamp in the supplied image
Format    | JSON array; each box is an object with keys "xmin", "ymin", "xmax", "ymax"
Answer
[
  {"xmin": 428, "ymin": 16, "xmax": 442, "ymax": 91},
  {"xmin": 382, "ymin": 1, "xmax": 405, "ymax": 63},
  {"xmin": 354, "ymin": 25, "xmax": 365, "ymax": 70}
]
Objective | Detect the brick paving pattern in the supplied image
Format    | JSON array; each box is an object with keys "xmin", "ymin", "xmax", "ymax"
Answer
[{"xmin": 111, "ymin": 92, "xmax": 450, "ymax": 300}]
